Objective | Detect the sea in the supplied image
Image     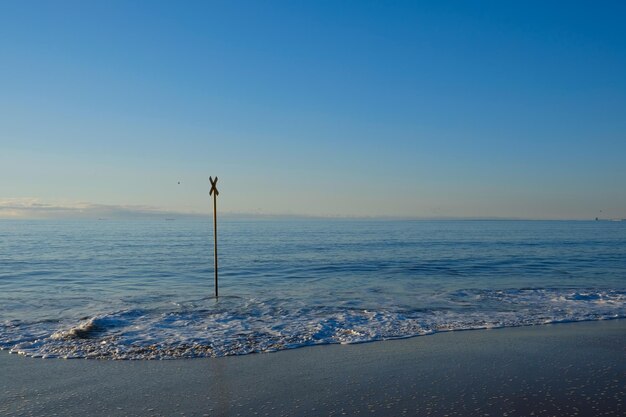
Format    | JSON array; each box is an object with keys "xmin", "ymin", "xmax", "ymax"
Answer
[{"xmin": 1, "ymin": 219, "xmax": 624, "ymax": 359}]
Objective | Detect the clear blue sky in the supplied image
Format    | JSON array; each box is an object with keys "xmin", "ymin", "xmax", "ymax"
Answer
[{"xmin": 1, "ymin": 1, "xmax": 625, "ymax": 219}]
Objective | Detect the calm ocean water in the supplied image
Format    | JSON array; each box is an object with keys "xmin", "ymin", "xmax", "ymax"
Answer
[{"xmin": 1, "ymin": 219, "xmax": 625, "ymax": 359}]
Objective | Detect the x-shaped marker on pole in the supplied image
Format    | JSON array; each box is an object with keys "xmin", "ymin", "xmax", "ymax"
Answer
[{"xmin": 209, "ymin": 176, "xmax": 219, "ymax": 196}]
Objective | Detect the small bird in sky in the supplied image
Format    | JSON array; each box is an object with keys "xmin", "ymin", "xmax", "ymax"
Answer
[{"xmin": 177, "ymin": 181, "xmax": 181, "ymax": 184}]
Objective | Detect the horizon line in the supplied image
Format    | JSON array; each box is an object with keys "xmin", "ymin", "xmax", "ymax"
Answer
[{"xmin": 0, "ymin": 198, "xmax": 622, "ymax": 222}]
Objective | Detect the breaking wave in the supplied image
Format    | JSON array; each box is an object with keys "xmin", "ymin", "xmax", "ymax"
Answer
[{"xmin": 1, "ymin": 288, "xmax": 624, "ymax": 360}]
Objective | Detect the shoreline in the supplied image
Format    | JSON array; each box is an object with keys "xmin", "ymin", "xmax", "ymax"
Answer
[{"xmin": 1, "ymin": 319, "xmax": 624, "ymax": 416}]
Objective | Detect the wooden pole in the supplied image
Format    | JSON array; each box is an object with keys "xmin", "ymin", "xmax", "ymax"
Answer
[
  {"xmin": 209, "ymin": 176, "xmax": 219, "ymax": 297},
  {"xmin": 213, "ymin": 189, "xmax": 218, "ymax": 297}
]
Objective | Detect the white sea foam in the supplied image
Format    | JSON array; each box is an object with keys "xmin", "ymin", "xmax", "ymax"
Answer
[{"xmin": 1, "ymin": 288, "xmax": 624, "ymax": 360}]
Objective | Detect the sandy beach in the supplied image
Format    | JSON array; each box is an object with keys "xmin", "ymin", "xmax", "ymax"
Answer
[{"xmin": 1, "ymin": 319, "xmax": 624, "ymax": 416}]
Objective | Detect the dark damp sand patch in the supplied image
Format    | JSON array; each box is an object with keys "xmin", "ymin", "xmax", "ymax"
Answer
[{"xmin": 1, "ymin": 320, "xmax": 624, "ymax": 417}]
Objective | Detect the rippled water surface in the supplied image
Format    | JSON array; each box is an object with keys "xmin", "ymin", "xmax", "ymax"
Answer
[{"xmin": 1, "ymin": 219, "xmax": 625, "ymax": 359}]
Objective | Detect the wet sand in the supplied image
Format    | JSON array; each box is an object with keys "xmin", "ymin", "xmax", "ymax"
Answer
[{"xmin": 1, "ymin": 320, "xmax": 624, "ymax": 416}]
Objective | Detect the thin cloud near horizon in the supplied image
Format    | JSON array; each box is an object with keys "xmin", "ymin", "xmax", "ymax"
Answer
[{"xmin": 0, "ymin": 198, "xmax": 186, "ymax": 219}]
